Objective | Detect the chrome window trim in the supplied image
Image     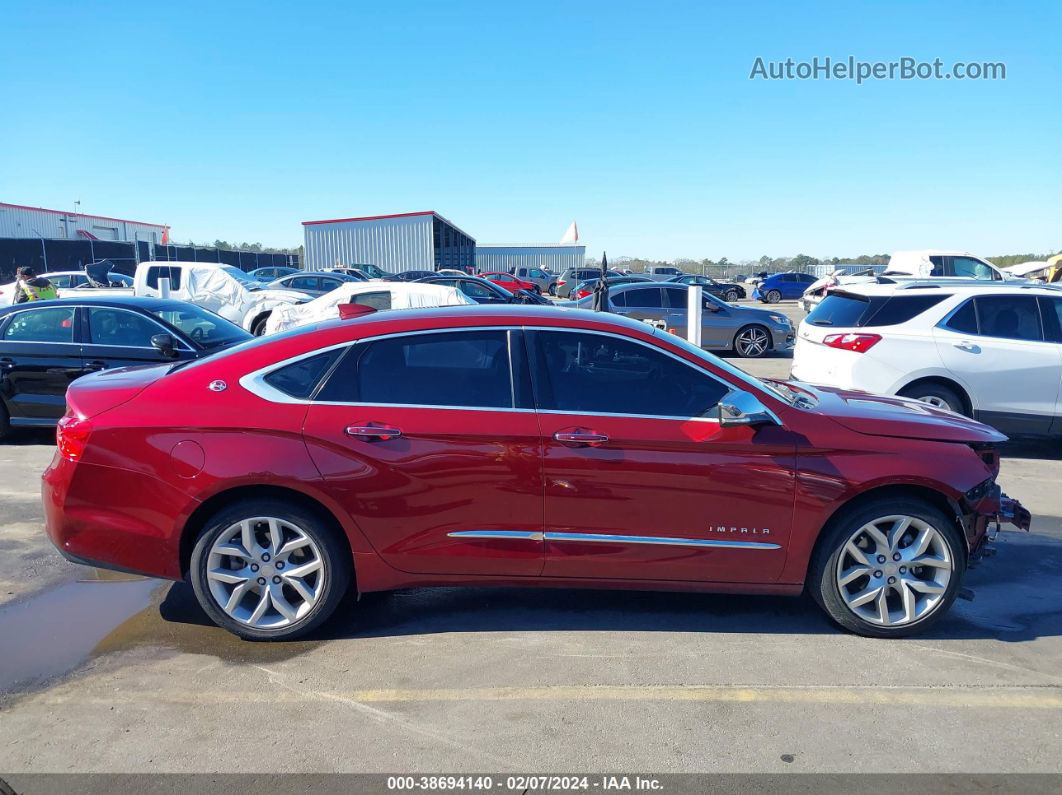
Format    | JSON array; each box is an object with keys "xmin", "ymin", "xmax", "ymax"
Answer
[
  {"xmin": 241, "ymin": 323, "xmax": 760, "ymax": 424},
  {"xmin": 447, "ymin": 530, "xmax": 779, "ymax": 550}
]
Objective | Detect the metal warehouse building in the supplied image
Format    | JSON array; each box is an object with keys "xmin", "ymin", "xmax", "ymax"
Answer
[
  {"xmin": 475, "ymin": 243, "xmax": 586, "ymax": 273},
  {"xmin": 303, "ymin": 211, "xmax": 476, "ymax": 273},
  {"xmin": 0, "ymin": 202, "xmax": 169, "ymax": 245}
]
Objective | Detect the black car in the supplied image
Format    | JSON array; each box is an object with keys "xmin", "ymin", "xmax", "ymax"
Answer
[
  {"xmin": 0, "ymin": 296, "xmax": 251, "ymax": 439},
  {"xmin": 390, "ymin": 270, "xmax": 438, "ymax": 282},
  {"xmin": 667, "ymin": 274, "xmax": 746, "ymax": 302},
  {"xmin": 416, "ymin": 274, "xmax": 552, "ymax": 305}
]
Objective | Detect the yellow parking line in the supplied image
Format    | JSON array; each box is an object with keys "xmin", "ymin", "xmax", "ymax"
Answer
[{"xmin": 39, "ymin": 684, "xmax": 1062, "ymax": 709}]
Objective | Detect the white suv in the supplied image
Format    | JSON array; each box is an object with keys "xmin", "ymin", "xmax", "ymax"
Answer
[{"xmin": 791, "ymin": 282, "xmax": 1062, "ymax": 437}]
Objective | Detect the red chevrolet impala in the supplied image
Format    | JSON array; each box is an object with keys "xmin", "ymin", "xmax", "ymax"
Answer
[{"xmin": 42, "ymin": 306, "xmax": 1028, "ymax": 640}]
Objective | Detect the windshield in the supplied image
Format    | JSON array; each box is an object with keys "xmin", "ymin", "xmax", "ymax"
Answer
[{"xmin": 150, "ymin": 304, "xmax": 252, "ymax": 350}]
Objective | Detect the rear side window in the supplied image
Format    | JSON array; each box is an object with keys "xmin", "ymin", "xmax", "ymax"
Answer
[
  {"xmin": 976, "ymin": 295, "xmax": 1042, "ymax": 341},
  {"xmin": 944, "ymin": 300, "xmax": 978, "ymax": 334},
  {"xmin": 2, "ymin": 307, "xmax": 76, "ymax": 343},
  {"xmin": 317, "ymin": 331, "xmax": 513, "ymax": 408},
  {"xmin": 864, "ymin": 295, "xmax": 947, "ymax": 327},
  {"xmin": 622, "ymin": 288, "xmax": 662, "ymax": 308},
  {"xmin": 350, "ymin": 291, "xmax": 392, "ymax": 310},
  {"xmin": 1040, "ymin": 297, "xmax": 1062, "ymax": 343},
  {"xmin": 263, "ymin": 350, "xmax": 342, "ymax": 399},
  {"xmin": 145, "ymin": 266, "xmax": 182, "ymax": 290},
  {"xmin": 806, "ymin": 294, "xmax": 874, "ymax": 327}
]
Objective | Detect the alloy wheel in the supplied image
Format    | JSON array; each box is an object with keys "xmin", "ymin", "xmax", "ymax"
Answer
[
  {"xmin": 766, "ymin": 290, "xmax": 781, "ymax": 304},
  {"xmin": 725, "ymin": 289, "xmax": 739, "ymax": 302},
  {"xmin": 206, "ymin": 516, "xmax": 326, "ymax": 629},
  {"xmin": 736, "ymin": 327, "xmax": 769, "ymax": 357},
  {"xmin": 916, "ymin": 395, "xmax": 951, "ymax": 410},
  {"xmin": 835, "ymin": 515, "xmax": 953, "ymax": 627}
]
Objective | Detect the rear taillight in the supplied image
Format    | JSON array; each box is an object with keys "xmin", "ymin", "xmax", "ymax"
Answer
[
  {"xmin": 57, "ymin": 415, "xmax": 92, "ymax": 461},
  {"xmin": 822, "ymin": 332, "xmax": 882, "ymax": 353},
  {"xmin": 575, "ymin": 288, "xmax": 590, "ymax": 298},
  {"xmin": 557, "ymin": 279, "xmax": 566, "ymax": 286}
]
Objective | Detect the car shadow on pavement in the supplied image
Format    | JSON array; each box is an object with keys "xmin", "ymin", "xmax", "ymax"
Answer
[{"xmin": 151, "ymin": 529, "xmax": 1062, "ymax": 645}]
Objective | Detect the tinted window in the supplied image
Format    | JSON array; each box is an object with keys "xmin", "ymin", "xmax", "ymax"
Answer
[
  {"xmin": 610, "ymin": 291, "xmax": 627, "ymax": 308},
  {"xmin": 145, "ymin": 266, "xmax": 182, "ymax": 290},
  {"xmin": 3, "ymin": 307, "xmax": 76, "ymax": 343},
  {"xmin": 929, "ymin": 256, "xmax": 945, "ymax": 276},
  {"xmin": 944, "ymin": 299, "xmax": 978, "ymax": 334},
  {"xmin": 1041, "ymin": 297, "xmax": 1062, "ymax": 343},
  {"xmin": 806, "ymin": 294, "xmax": 873, "ymax": 327},
  {"xmin": 350, "ymin": 291, "xmax": 392, "ymax": 310},
  {"xmin": 976, "ymin": 295, "xmax": 1042, "ymax": 341},
  {"xmin": 264, "ymin": 350, "xmax": 341, "ymax": 399},
  {"xmin": 621, "ymin": 288, "xmax": 662, "ymax": 308},
  {"xmin": 319, "ymin": 278, "xmax": 343, "ymax": 292},
  {"xmin": 864, "ymin": 295, "xmax": 947, "ymax": 327},
  {"xmin": 455, "ymin": 280, "xmax": 496, "ymax": 300},
  {"xmin": 87, "ymin": 308, "xmax": 166, "ymax": 346},
  {"xmin": 318, "ymin": 331, "xmax": 512, "ymax": 408},
  {"xmin": 532, "ymin": 331, "xmax": 729, "ymax": 418},
  {"xmin": 290, "ymin": 276, "xmax": 319, "ymax": 291}
]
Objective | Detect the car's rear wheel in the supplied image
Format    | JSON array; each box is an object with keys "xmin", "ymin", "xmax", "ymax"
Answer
[
  {"xmin": 765, "ymin": 289, "xmax": 782, "ymax": 304},
  {"xmin": 0, "ymin": 401, "xmax": 10, "ymax": 442},
  {"xmin": 548, "ymin": 283, "xmax": 557, "ymax": 296},
  {"xmin": 531, "ymin": 284, "xmax": 542, "ymax": 295},
  {"xmin": 898, "ymin": 383, "xmax": 966, "ymax": 415},
  {"xmin": 809, "ymin": 498, "xmax": 964, "ymax": 638},
  {"xmin": 190, "ymin": 499, "xmax": 352, "ymax": 641},
  {"xmin": 733, "ymin": 325, "xmax": 771, "ymax": 358},
  {"xmin": 725, "ymin": 289, "xmax": 740, "ymax": 302}
]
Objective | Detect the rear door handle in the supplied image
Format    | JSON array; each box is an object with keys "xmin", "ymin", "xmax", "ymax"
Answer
[
  {"xmin": 345, "ymin": 424, "xmax": 402, "ymax": 441},
  {"xmin": 554, "ymin": 430, "xmax": 609, "ymax": 447},
  {"xmin": 954, "ymin": 341, "xmax": 980, "ymax": 352}
]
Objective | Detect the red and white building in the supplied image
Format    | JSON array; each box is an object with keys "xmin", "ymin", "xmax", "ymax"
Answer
[{"xmin": 0, "ymin": 202, "xmax": 170, "ymax": 245}]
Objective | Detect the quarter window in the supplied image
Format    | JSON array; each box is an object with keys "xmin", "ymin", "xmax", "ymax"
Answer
[
  {"xmin": 2, "ymin": 307, "xmax": 76, "ymax": 343},
  {"xmin": 263, "ymin": 350, "xmax": 341, "ymax": 399},
  {"xmin": 944, "ymin": 300, "xmax": 978, "ymax": 334},
  {"xmin": 531, "ymin": 331, "xmax": 729, "ymax": 418},
  {"xmin": 317, "ymin": 331, "xmax": 513, "ymax": 408}
]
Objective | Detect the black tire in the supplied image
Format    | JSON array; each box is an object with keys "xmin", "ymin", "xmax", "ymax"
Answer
[
  {"xmin": 898, "ymin": 382, "xmax": 966, "ymax": 415},
  {"xmin": 251, "ymin": 313, "xmax": 270, "ymax": 336},
  {"xmin": 532, "ymin": 284, "xmax": 542, "ymax": 295},
  {"xmin": 808, "ymin": 497, "xmax": 965, "ymax": 638},
  {"xmin": 733, "ymin": 324, "xmax": 771, "ymax": 358},
  {"xmin": 0, "ymin": 401, "xmax": 10, "ymax": 442},
  {"xmin": 725, "ymin": 289, "xmax": 739, "ymax": 302},
  {"xmin": 764, "ymin": 289, "xmax": 782, "ymax": 304},
  {"xmin": 190, "ymin": 498, "xmax": 353, "ymax": 641},
  {"xmin": 548, "ymin": 283, "xmax": 557, "ymax": 296}
]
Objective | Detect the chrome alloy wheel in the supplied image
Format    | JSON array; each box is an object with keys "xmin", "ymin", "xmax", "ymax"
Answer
[
  {"xmin": 835, "ymin": 515, "xmax": 953, "ymax": 627},
  {"xmin": 206, "ymin": 517, "xmax": 325, "ymax": 629},
  {"xmin": 916, "ymin": 395, "xmax": 950, "ymax": 409},
  {"xmin": 736, "ymin": 326, "xmax": 770, "ymax": 357}
]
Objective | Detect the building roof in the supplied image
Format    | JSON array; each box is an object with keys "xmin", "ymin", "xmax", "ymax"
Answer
[
  {"xmin": 301, "ymin": 210, "xmax": 475, "ymax": 242},
  {"xmin": 0, "ymin": 202, "xmax": 168, "ymax": 229},
  {"xmin": 476, "ymin": 243, "xmax": 586, "ymax": 249}
]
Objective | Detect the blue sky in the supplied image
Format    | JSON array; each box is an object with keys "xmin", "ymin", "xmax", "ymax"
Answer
[{"xmin": 2, "ymin": 1, "xmax": 1059, "ymax": 260}]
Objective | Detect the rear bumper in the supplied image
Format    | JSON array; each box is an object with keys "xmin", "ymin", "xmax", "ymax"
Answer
[{"xmin": 43, "ymin": 455, "xmax": 192, "ymax": 581}]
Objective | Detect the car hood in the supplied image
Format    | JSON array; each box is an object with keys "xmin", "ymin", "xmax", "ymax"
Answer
[{"xmin": 787, "ymin": 382, "xmax": 1007, "ymax": 444}]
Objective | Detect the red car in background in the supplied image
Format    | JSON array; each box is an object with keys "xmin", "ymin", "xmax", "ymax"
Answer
[
  {"xmin": 43, "ymin": 306, "xmax": 1028, "ymax": 641},
  {"xmin": 479, "ymin": 271, "xmax": 539, "ymax": 294}
]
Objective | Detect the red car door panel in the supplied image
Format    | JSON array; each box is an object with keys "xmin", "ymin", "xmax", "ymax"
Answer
[{"xmin": 539, "ymin": 415, "xmax": 795, "ymax": 582}]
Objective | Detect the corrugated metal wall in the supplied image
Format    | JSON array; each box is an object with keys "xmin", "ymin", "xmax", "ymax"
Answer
[
  {"xmin": 304, "ymin": 215, "xmax": 435, "ymax": 273},
  {"xmin": 475, "ymin": 245, "xmax": 586, "ymax": 273},
  {"xmin": 0, "ymin": 204, "xmax": 166, "ymax": 244}
]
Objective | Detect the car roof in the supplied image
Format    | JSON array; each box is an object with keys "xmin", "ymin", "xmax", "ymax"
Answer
[
  {"xmin": 0, "ymin": 295, "xmax": 209, "ymax": 313},
  {"xmin": 831, "ymin": 280, "xmax": 1062, "ymax": 298}
]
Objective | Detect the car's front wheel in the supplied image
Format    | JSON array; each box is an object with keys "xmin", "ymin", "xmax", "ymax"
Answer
[
  {"xmin": 190, "ymin": 499, "xmax": 353, "ymax": 640},
  {"xmin": 808, "ymin": 498, "xmax": 964, "ymax": 638},
  {"xmin": 733, "ymin": 325, "xmax": 771, "ymax": 358},
  {"xmin": 250, "ymin": 312, "xmax": 271, "ymax": 336}
]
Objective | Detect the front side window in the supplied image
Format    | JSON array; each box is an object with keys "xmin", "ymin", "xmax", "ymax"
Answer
[
  {"xmin": 975, "ymin": 295, "xmax": 1042, "ymax": 341},
  {"xmin": 2, "ymin": 307, "xmax": 76, "ymax": 343},
  {"xmin": 952, "ymin": 257, "xmax": 998, "ymax": 280},
  {"xmin": 318, "ymin": 330, "xmax": 513, "ymax": 408},
  {"xmin": 87, "ymin": 307, "xmax": 167, "ymax": 347},
  {"xmin": 150, "ymin": 304, "xmax": 249, "ymax": 350},
  {"xmin": 531, "ymin": 331, "xmax": 729, "ymax": 418}
]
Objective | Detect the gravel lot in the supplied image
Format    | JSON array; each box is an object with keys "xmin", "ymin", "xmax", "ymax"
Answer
[{"xmin": 1, "ymin": 302, "xmax": 1060, "ymax": 776}]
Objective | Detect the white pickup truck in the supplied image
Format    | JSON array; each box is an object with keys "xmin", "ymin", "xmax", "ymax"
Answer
[{"xmin": 134, "ymin": 262, "xmax": 312, "ymax": 335}]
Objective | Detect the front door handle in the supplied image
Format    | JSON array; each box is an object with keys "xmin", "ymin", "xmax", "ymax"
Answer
[
  {"xmin": 954, "ymin": 341, "xmax": 980, "ymax": 353},
  {"xmin": 554, "ymin": 430, "xmax": 609, "ymax": 447},
  {"xmin": 345, "ymin": 424, "xmax": 402, "ymax": 441}
]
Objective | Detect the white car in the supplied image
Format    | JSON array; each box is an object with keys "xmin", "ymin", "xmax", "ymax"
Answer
[
  {"xmin": 264, "ymin": 281, "xmax": 476, "ymax": 334},
  {"xmin": 0, "ymin": 269, "xmax": 133, "ymax": 306},
  {"xmin": 791, "ymin": 281, "xmax": 1062, "ymax": 437}
]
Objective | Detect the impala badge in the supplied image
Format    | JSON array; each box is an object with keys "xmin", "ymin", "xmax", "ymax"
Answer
[{"xmin": 208, "ymin": 380, "xmax": 228, "ymax": 392}]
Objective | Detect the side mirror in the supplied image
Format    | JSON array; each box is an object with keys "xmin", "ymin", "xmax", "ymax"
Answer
[
  {"xmin": 717, "ymin": 390, "xmax": 779, "ymax": 427},
  {"xmin": 151, "ymin": 333, "xmax": 179, "ymax": 359}
]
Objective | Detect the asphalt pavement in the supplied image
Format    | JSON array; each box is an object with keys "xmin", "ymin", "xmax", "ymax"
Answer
[{"xmin": 1, "ymin": 301, "xmax": 1060, "ymax": 778}]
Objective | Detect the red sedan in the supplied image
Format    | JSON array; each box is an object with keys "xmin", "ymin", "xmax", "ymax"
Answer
[
  {"xmin": 479, "ymin": 271, "xmax": 538, "ymax": 294},
  {"xmin": 43, "ymin": 306, "xmax": 1028, "ymax": 640}
]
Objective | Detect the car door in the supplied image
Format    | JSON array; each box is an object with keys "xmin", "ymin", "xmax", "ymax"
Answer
[
  {"xmin": 0, "ymin": 305, "xmax": 83, "ymax": 422},
  {"xmin": 301, "ymin": 328, "xmax": 544, "ymax": 576},
  {"xmin": 528, "ymin": 328, "xmax": 796, "ymax": 582},
  {"xmin": 1041, "ymin": 297, "xmax": 1062, "ymax": 435},
  {"xmin": 660, "ymin": 286, "xmax": 731, "ymax": 348},
  {"xmin": 81, "ymin": 306, "xmax": 196, "ymax": 374},
  {"xmin": 933, "ymin": 295, "xmax": 1059, "ymax": 434},
  {"xmin": 612, "ymin": 286, "xmax": 665, "ymax": 325}
]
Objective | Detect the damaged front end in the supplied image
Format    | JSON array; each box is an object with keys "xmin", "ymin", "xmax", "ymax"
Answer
[{"xmin": 962, "ymin": 481, "xmax": 1031, "ymax": 565}]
